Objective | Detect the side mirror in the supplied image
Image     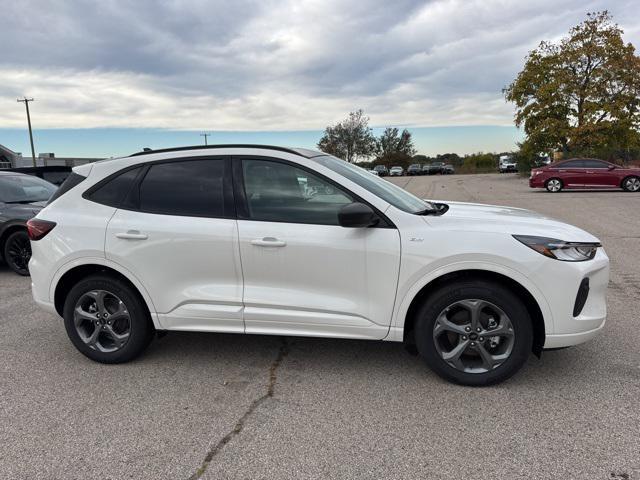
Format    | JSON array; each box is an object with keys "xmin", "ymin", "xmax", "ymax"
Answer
[
  {"xmin": 338, "ymin": 202, "xmax": 377, "ymax": 228},
  {"xmin": 608, "ymin": 164, "xmax": 616, "ymax": 170}
]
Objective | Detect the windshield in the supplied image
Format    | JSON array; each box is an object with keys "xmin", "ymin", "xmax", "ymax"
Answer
[
  {"xmin": 311, "ymin": 155, "xmax": 435, "ymax": 213},
  {"xmin": 0, "ymin": 175, "xmax": 57, "ymax": 203}
]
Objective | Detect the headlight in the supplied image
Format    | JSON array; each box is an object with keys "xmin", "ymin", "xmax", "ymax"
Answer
[{"xmin": 513, "ymin": 235, "xmax": 601, "ymax": 261}]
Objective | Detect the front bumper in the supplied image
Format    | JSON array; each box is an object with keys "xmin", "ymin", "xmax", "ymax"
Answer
[
  {"xmin": 529, "ymin": 176, "xmax": 544, "ymax": 188},
  {"xmin": 544, "ymin": 323, "xmax": 605, "ymax": 349},
  {"xmin": 538, "ymin": 248, "xmax": 609, "ymax": 348}
]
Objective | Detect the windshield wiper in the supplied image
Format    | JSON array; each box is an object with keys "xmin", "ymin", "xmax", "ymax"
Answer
[{"xmin": 3, "ymin": 200, "xmax": 39, "ymax": 204}]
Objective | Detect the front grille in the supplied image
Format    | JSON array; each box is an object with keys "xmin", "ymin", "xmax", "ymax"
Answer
[{"xmin": 573, "ymin": 278, "xmax": 590, "ymax": 317}]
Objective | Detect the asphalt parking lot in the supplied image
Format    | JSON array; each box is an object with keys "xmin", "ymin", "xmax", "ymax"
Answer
[{"xmin": 1, "ymin": 173, "xmax": 639, "ymax": 479}]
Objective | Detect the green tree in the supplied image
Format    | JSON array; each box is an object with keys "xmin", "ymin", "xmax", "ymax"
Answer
[
  {"xmin": 376, "ymin": 127, "xmax": 416, "ymax": 161},
  {"xmin": 504, "ymin": 11, "xmax": 640, "ymax": 162},
  {"xmin": 317, "ymin": 109, "xmax": 377, "ymax": 162}
]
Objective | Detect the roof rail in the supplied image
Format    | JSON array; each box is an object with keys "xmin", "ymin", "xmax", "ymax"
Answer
[{"xmin": 129, "ymin": 144, "xmax": 316, "ymax": 158}]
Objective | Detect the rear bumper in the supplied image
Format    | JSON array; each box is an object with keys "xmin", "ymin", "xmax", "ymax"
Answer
[{"xmin": 31, "ymin": 282, "xmax": 58, "ymax": 316}]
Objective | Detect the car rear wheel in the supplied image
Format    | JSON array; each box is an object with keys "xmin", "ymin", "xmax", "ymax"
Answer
[
  {"xmin": 3, "ymin": 230, "xmax": 31, "ymax": 276},
  {"xmin": 622, "ymin": 176, "xmax": 640, "ymax": 192},
  {"xmin": 63, "ymin": 274, "xmax": 154, "ymax": 363},
  {"xmin": 414, "ymin": 281, "xmax": 533, "ymax": 386},
  {"xmin": 545, "ymin": 178, "xmax": 563, "ymax": 192}
]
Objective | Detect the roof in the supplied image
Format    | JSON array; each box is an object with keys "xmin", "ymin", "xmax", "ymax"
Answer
[{"xmin": 129, "ymin": 144, "xmax": 326, "ymax": 158}]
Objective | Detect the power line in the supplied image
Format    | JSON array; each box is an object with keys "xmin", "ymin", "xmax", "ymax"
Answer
[
  {"xmin": 17, "ymin": 97, "xmax": 37, "ymax": 167},
  {"xmin": 200, "ymin": 133, "xmax": 211, "ymax": 145}
]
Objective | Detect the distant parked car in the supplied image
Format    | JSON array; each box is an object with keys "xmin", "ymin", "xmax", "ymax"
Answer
[
  {"xmin": 424, "ymin": 162, "xmax": 445, "ymax": 175},
  {"xmin": 389, "ymin": 166, "xmax": 404, "ymax": 177},
  {"xmin": 498, "ymin": 156, "xmax": 518, "ymax": 173},
  {"xmin": 373, "ymin": 165, "xmax": 389, "ymax": 177},
  {"xmin": 529, "ymin": 158, "xmax": 640, "ymax": 192},
  {"xmin": 407, "ymin": 164, "xmax": 422, "ymax": 176},
  {"xmin": 367, "ymin": 169, "xmax": 379, "ymax": 176},
  {"xmin": 0, "ymin": 172, "xmax": 57, "ymax": 275},
  {"xmin": 5, "ymin": 166, "xmax": 72, "ymax": 186},
  {"xmin": 442, "ymin": 164, "xmax": 455, "ymax": 174}
]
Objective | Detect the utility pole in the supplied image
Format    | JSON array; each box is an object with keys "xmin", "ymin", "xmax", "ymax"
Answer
[
  {"xmin": 17, "ymin": 97, "xmax": 37, "ymax": 167},
  {"xmin": 200, "ymin": 133, "xmax": 211, "ymax": 145}
]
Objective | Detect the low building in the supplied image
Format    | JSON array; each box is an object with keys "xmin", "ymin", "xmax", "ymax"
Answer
[{"xmin": 0, "ymin": 144, "xmax": 102, "ymax": 168}]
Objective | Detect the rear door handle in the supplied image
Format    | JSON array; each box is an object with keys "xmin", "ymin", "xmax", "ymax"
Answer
[
  {"xmin": 116, "ymin": 230, "xmax": 148, "ymax": 240},
  {"xmin": 251, "ymin": 237, "xmax": 286, "ymax": 247}
]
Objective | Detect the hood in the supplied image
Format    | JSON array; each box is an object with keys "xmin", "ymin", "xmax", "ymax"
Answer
[{"xmin": 427, "ymin": 200, "xmax": 600, "ymax": 243}]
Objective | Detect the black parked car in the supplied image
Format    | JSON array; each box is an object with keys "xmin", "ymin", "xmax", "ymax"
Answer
[
  {"xmin": 407, "ymin": 164, "xmax": 422, "ymax": 176},
  {"xmin": 424, "ymin": 162, "xmax": 446, "ymax": 175},
  {"xmin": 373, "ymin": 165, "xmax": 389, "ymax": 177},
  {"xmin": 0, "ymin": 172, "xmax": 57, "ymax": 275},
  {"xmin": 6, "ymin": 166, "xmax": 72, "ymax": 186}
]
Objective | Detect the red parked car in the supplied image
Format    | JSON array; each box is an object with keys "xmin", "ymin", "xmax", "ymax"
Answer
[{"xmin": 529, "ymin": 158, "xmax": 640, "ymax": 193}]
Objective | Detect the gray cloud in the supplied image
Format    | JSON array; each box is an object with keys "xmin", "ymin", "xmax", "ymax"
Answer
[{"xmin": 1, "ymin": 0, "xmax": 639, "ymax": 129}]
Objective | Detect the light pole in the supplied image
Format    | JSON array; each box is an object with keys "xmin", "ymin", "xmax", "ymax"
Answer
[
  {"xmin": 200, "ymin": 133, "xmax": 211, "ymax": 145},
  {"xmin": 17, "ymin": 98, "xmax": 37, "ymax": 167}
]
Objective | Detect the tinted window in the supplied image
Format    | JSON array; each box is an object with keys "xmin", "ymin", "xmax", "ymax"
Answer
[
  {"xmin": 557, "ymin": 160, "xmax": 585, "ymax": 168},
  {"xmin": 582, "ymin": 160, "xmax": 609, "ymax": 168},
  {"xmin": 48, "ymin": 172, "xmax": 86, "ymax": 205},
  {"xmin": 0, "ymin": 175, "xmax": 57, "ymax": 203},
  {"xmin": 89, "ymin": 167, "xmax": 141, "ymax": 208},
  {"xmin": 242, "ymin": 159, "xmax": 353, "ymax": 225},
  {"xmin": 139, "ymin": 159, "xmax": 227, "ymax": 217},
  {"xmin": 41, "ymin": 171, "xmax": 71, "ymax": 186}
]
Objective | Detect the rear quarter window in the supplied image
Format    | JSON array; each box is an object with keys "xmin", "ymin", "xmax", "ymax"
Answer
[
  {"xmin": 47, "ymin": 172, "xmax": 86, "ymax": 205},
  {"xmin": 84, "ymin": 167, "xmax": 142, "ymax": 208}
]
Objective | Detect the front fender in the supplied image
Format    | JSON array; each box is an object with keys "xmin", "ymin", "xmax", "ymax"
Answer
[{"xmin": 387, "ymin": 259, "xmax": 554, "ymax": 341}]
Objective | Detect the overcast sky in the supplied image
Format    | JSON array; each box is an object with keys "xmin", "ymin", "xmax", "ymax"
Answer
[{"xmin": 1, "ymin": 0, "xmax": 639, "ymax": 156}]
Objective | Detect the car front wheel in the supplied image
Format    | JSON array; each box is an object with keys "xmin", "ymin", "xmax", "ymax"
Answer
[
  {"xmin": 545, "ymin": 178, "xmax": 563, "ymax": 192},
  {"xmin": 414, "ymin": 281, "xmax": 533, "ymax": 386},
  {"xmin": 63, "ymin": 274, "xmax": 154, "ymax": 363}
]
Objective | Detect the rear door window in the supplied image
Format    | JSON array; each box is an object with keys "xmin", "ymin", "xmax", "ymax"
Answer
[{"xmin": 138, "ymin": 158, "xmax": 230, "ymax": 218}]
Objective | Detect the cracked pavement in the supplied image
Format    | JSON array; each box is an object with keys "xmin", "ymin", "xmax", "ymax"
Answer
[{"xmin": 1, "ymin": 173, "xmax": 639, "ymax": 479}]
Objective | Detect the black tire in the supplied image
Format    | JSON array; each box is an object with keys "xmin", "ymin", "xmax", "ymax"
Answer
[
  {"xmin": 3, "ymin": 230, "xmax": 31, "ymax": 276},
  {"xmin": 545, "ymin": 178, "xmax": 563, "ymax": 192},
  {"xmin": 63, "ymin": 274, "xmax": 154, "ymax": 363},
  {"xmin": 414, "ymin": 281, "xmax": 533, "ymax": 386},
  {"xmin": 622, "ymin": 175, "xmax": 640, "ymax": 192}
]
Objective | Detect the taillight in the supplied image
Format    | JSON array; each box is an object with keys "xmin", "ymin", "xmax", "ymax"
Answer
[{"xmin": 26, "ymin": 219, "xmax": 57, "ymax": 241}]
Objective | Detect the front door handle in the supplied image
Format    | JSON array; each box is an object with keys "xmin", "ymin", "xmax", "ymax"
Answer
[
  {"xmin": 116, "ymin": 230, "xmax": 148, "ymax": 240},
  {"xmin": 251, "ymin": 237, "xmax": 286, "ymax": 247}
]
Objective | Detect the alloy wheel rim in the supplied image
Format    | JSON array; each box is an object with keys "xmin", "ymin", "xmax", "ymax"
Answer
[
  {"xmin": 432, "ymin": 299, "xmax": 515, "ymax": 374},
  {"xmin": 548, "ymin": 180, "xmax": 561, "ymax": 192},
  {"xmin": 73, "ymin": 290, "xmax": 131, "ymax": 353},
  {"xmin": 6, "ymin": 235, "xmax": 31, "ymax": 272},
  {"xmin": 627, "ymin": 178, "xmax": 640, "ymax": 191}
]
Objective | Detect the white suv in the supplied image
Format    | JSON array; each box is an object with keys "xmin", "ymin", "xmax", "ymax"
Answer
[{"xmin": 28, "ymin": 145, "xmax": 609, "ymax": 386}]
